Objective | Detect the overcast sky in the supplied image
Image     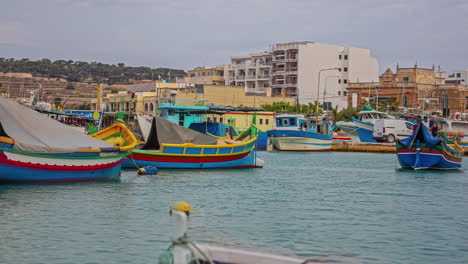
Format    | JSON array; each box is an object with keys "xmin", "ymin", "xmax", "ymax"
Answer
[{"xmin": 1, "ymin": 0, "xmax": 467, "ymax": 73}]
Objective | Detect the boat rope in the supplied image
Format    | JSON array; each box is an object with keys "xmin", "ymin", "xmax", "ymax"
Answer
[
  {"xmin": 129, "ymin": 152, "xmax": 141, "ymax": 169},
  {"xmin": 187, "ymin": 241, "xmax": 216, "ymax": 264}
]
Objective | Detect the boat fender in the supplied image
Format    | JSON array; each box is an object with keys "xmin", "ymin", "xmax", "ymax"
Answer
[{"xmin": 137, "ymin": 166, "xmax": 158, "ymax": 175}]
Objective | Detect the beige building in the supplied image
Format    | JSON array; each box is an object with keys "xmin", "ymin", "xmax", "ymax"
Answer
[
  {"xmin": 92, "ymin": 91, "xmax": 157, "ymax": 114},
  {"xmin": 173, "ymin": 85, "xmax": 295, "ymax": 108},
  {"xmin": 184, "ymin": 66, "xmax": 225, "ymax": 85},
  {"xmin": 346, "ymin": 65, "xmax": 466, "ymax": 116}
]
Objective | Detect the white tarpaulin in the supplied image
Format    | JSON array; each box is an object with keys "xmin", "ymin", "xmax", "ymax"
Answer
[{"xmin": 0, "ymin": 97, "xmax": 113, "ymax": 153}]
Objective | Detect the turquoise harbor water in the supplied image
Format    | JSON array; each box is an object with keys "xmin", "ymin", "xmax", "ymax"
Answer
[{"xmin": 1, "ymin": 152, "xmax": 468, "ymax": 264}]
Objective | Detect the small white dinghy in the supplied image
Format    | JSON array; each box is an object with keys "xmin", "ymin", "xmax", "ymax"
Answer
[{"xmin": 158, "ymin": 202, "xmax": 324, "ymax": 264}]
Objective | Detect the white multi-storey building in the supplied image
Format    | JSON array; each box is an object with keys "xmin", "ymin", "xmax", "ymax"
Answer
[
  {"xmin": 446, "ymin": 70, "xmax": 468, "ymax": 85},
  {"xmin": 224, "ymin": 41, "xmax": 379, "ymax": 109},
  {"xmin": 224, "ymin": 52, "xmax": 272, "ymax": 95}
]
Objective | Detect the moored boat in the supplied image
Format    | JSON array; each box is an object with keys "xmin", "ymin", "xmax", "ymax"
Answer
[
  {"xmin": 267, "ymin": 114, "xmax": 333, "ymax": 152},
  {"xmin": 89, "ymin": 120, "xmax": 140, "ymax": 151},
  {"xmin": 396, "ymin": 122, "xmax": 464, "ymax": 170},
  {"xmin": 123, "ymin": 116, "xmax": 262, "ymax": 169},
  {"xmin": 0, "ymin": 97, "xmax": 129, "ymax": 183},
  {"xmin": 352, "ymin": 106, "xmax": 396, "ymax": 143}
]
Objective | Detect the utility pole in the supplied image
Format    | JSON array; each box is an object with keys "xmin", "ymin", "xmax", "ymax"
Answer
[
  {"xmin": 376, "ymin": 86, "xmax": 379, "ymax": 112},
  {"xmin": 443, "ymin": 86, "xmax": 447, "ymax": 117},
  {"xmin": 316, "ymin": 67, "xmax": 339, "ymax": 112}
]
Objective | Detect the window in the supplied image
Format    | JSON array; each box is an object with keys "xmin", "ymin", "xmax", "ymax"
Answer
[
  {"xmin": 282, "ymin": 119, "xmax": 289, "ymax": 126},
  {"xmin": 220, "ymin": 117, "xmax": 223, "ymax": 123},
  {"xmin": 266, "ymin": 119, "xmax": 269, "ymax": 125},
  {"xmin": 344, "ymin": 91, "xmax": 347, "ymax": 96},
  {"xmin": 457, "ymin": 73, "xmax": 462, "ymax": 78},
  {"xmin": 259, "ymin": 119, "xmax": 263, "ymax": 125},
  {"xmin": 405, "ymin": 122, "xmax": 414, "ymax": 130},
  {"xmin": 168, "ymin": 109, "xmax": 175, "ymax": 115},
  {"xmin": 207, "ymin": 117, "xmax": 211, "ymax": 122},
  {"xmin": 344, "ymin": 55, "xmax": 348, "ymax": 60},
  {"xmin": 338, "ymin": 91, "xmax": 341, "ymax": 95},
  {"xmin": 277, "ymin": 119, "xmax": 281, "ymax": 126},
  {"xmin": 403, "ymin": 77, "xmax": 409, "ymax": 82},
  {"xmin": 338, "ymin": 68, "xmax": 342, "ymax": 72},
  {"xmin": 145, "ymin": 103, "xmax": 148, "ymax": 112},
  {"xmin": 344, "ymin": 67, "xmax": 348, "ymax": 72},
  {"xmin": 339, "ymin": 55, "xmax": 342, "ymax": 60},
  {"xmin": 290, "ymin": 118, "xmax": 296, "ymax": 126},
  {"xmin": 149, "ymin": 103, "xmax": 154, "ymax": 112},
  {"xmin": 343, "ymin": 79, "xmax": 348, "ymax": 84},
  {"xmin": 338, "ymin": 79, "xmax": 341, "ymax": 84},
  {"xmin": 213, "ymin": 117, "xmax": 217, "ymax": 123}
]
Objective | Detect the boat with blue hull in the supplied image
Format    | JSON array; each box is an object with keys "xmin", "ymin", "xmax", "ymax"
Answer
[
  {"xmin": 267, "ymin": 114, "xmax": 333, "ymax": 152},
  {"xmin": 123, "ymin": 116, "xmax": 262, "ymax": 169},
  {"xmin": 352, "ymin": 106, "xmax": 396, "ymax": 143},
  {"xmin": 0, "ymin": 97, "xmax": 129, "ymax": 183},
  {"xmin": 396, "ymin": 122, "xmax": 464, "ymax": 170}
]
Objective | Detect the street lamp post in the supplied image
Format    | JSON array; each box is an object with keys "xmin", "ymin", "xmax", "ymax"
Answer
[{"xmin": 316, "ymin": 67, "xmax": 340, "ymax": 112}]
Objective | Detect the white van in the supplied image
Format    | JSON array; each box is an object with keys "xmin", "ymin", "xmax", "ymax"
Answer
[{"xmin": 373, "ymin": 119, "xmax": 415, "ymax": 143}]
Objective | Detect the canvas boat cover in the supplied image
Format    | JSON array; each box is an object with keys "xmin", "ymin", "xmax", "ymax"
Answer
[
  {"xmin": 136, "ymin": 114, "xmax": 153, "ymax": 141},
  {"xmin": 141, "ymin": 116, "xmax": 217, "ymax": 150},
  {"xmin": 0, "ymin": 97, "xmax": 112, "ymax": 153},
  {"xmin": 188, "ymin": 122, "xmax": 238, "ymax": 138},
  {"xmin": 399, "ymin": 122, "xmax": 441, "ymax": 148}
]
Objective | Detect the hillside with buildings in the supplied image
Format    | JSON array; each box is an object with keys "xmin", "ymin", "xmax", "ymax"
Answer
[{"xmin": 0, "ymin": 58, "xmax": 185, "ymax": 84}]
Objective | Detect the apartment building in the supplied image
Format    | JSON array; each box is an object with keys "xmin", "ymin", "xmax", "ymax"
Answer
[
  {"xmin": 224, "ymin": 52, "xmax": 272, "ymax": 95},
  {"xmin": 224, "ymin": 42, "xmax": 379, "ymax": 109}
]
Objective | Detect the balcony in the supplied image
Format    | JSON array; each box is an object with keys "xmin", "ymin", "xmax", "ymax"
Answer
[
  {"xmin": 257, "ymin": 74, "xmax": 269, "ymax": 79},
  {"xmin": 246, "ymin": 75, "xmax": 257, "ymax": 80},
  {"xmin": 271, "ymin": 83, "xmax": 297, "ymax": 89},
  {"xmin": 236, "ymin": 75, "xmax": 245, "ymax": 80},
  {"xmin": 258, "ymin": 62, "xmax": 272, "ymax": 68}
]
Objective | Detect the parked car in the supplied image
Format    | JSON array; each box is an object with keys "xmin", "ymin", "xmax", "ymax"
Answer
[{"xmin": 373, "ymin": 119, "xmax": 415, "ymax": 143}]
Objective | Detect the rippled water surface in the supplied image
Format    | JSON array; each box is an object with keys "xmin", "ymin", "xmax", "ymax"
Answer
[{"xmin": 1, "ymin": 152, "xmax": 468, "ymax": 264}]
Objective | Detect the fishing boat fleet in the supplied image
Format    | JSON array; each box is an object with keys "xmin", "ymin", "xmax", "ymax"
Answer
[{"xmin": 1, "ymin": 95, "xmax": 467, "ymax": 184}]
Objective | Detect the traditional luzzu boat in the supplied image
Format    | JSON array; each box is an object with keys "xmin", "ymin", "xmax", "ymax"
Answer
[
  {"xmin": 396, "ymin": 122, "xmax": 464, "ymax": 170},
  {"xmin": 266, "ymin": 114, "xmax": 333, "ymax": 152},
  {"xmin": 158, "ymin": 202, "xmax": 324, "ymax": 264},
  {"xmin": 0, "ymin": 98, "xmax": 130, "ymax": 183},
  {"xmin": 120, "ymin": 116, "xmax": 262, "ymax": 169},
  {"xmin": 89, "ymin": 120, "xmax": 140, "ymax": 151}
]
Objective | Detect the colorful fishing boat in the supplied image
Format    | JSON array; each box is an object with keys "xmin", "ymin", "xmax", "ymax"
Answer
[
  {"xmin": 267, "ymin": 114, "xmax": 333, "ymax": 152},
  {"xmin": 0, "ymin": 97, "xmax": 129, "ymax": 183},
  {"xmin": 396, "ymin": 122, "xmax": 464, "ymax": 170},
  {"xmin": 89, "ymin": 120, "xmax": 140, "ymax": 151},
  {"xmin": 122, "ymin": 116, "xmax": 262, "ymax": 169}
]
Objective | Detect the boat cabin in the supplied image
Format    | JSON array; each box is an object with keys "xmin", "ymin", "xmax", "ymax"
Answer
[
  {"xmin": 358, "ymin": 110, "xmax": 395, "ymax": 123},
  {"xmin": 274, "ymin": 114, "xmax": 306, "ymax": 131}
]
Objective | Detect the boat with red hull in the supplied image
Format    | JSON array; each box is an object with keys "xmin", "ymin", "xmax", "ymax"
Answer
[
  {"xmin": 118, "ymin": 116, "xmax": 262, "ymax": 169},
  {"xmin": 0, "ymin": 97, "xmax": 129, "ymax": 183}
]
